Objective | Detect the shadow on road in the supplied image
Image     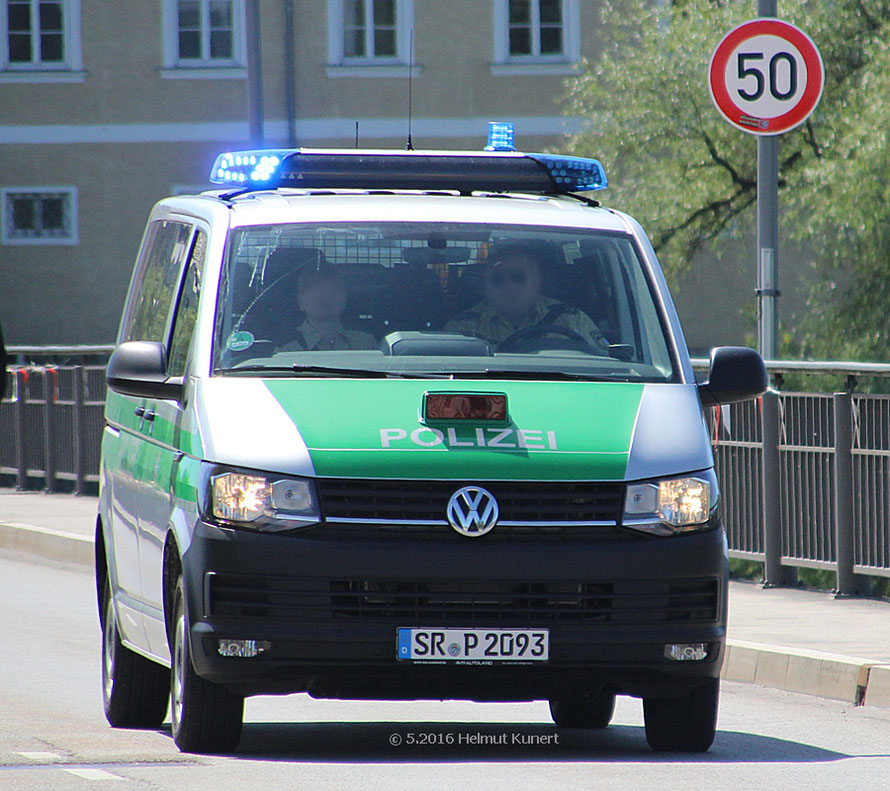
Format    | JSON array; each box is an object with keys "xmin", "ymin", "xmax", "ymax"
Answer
[{"xmin": 212, "ymin": 721, "xmax": 853, "ymax": 764}]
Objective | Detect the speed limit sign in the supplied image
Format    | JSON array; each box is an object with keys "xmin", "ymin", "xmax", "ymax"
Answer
[{"xmin": 709, "ymin": 19, "xmax": 824, "ymax": 136}]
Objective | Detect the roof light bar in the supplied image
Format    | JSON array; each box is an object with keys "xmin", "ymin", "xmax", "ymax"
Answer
[
  {"xmin": 209, "ymin": 147, "xmax": 607, "ymax": 194},
  {"xmin": 485, "ymin": 121, "xmax": 518, "ymax": 152}
]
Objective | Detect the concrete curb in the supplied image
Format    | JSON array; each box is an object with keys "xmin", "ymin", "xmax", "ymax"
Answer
[
  {"xmin": 722, "ymin": 639, "xmax": 876, "ymax": 705},
  {"xmin": 864, "ymin": 664, "xmax": 890, "ymax": 708},
  {"xmin": 0, "ymin": 521, "xmax": 94, "ymax": 567},
  {"xmin": 1, "ymin": 520, "xmax": 888, "ymax": 711}
]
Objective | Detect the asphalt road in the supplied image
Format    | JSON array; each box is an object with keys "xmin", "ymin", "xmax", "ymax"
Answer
[{"xmin": 2, "ymin": 549, "xmax": 889, "ymax": 791}]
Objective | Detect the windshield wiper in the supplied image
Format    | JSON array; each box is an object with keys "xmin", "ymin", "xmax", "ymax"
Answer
[
  {"xmin": 218, "ymin": 365, "xmax": 299, "ymax": 376},
  {"xmin": 292, "ymin": 365, "xmax": 456, "ymax": 379},
  {"xmin": 457, "ymin": 369, "xmax": 617, "ymax": 381},
  {"xmin": 217, "ymin": 364, "xmax": 386, "ymax": 378},
  {"xmin": 293, "ymin": 364, "xmax": 391, "ymax": 378},
  {"xmin": 219, "ymin": 364, "xmax": 452, "ymax": 379},
  {"xmin": 222, "ymin": 365, "xmax": 610, "ymax": 381}
]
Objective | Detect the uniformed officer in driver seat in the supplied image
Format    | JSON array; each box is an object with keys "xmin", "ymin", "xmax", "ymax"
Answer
[{"xmin": 445, "ymin": 243, "xmax": 609, "ymax": 350}]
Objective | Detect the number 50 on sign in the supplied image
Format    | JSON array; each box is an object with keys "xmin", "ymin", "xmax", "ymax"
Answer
[{"xmin": 709, "ymin": 19, "xmax": 824, "ymax": 136}]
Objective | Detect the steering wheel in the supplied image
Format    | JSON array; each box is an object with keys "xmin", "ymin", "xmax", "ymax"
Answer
[{"xmin": 496, "ymin": 324, "xmax": 605, "ymax": 355}]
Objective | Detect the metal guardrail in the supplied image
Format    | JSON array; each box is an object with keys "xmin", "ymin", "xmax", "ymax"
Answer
[
  {"xmin": 1, "ymin": 352, "xmax": 888, "ymax": 591},
  {"xmin": 1, "ymin": 364, "xmax": 107, "ymax": 494},
  {"xmin": 693, "ymin": 358, "xmax": 890, "ymax": 593},
  {"xmin": 8, "ymin": 345, "xmax": 116, "ymax": 357}
]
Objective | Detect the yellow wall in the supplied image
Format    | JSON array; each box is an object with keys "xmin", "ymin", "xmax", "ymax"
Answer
[{"xmin": 0, "ymin": 0, "xmax": 603, "ymax": 343}]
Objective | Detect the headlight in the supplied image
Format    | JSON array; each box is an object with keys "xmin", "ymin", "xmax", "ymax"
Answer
[
  {"xmin": 209, "ymin": 469, "xmax": 320, "ymax": 531},
  {"xmin": 623, "ymin": 471, "xmax": 718, "ymax": 536}
]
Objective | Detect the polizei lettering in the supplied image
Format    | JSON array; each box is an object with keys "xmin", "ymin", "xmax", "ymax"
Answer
[{"xmin": 380, "ymin": 427, "xmax": 558, "ymax": 450}]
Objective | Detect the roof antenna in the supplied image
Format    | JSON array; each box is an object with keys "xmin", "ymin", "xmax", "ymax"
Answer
[
  {"xmin": 355, "ymin": 121, "xmax": 359, "ymax": 148},
  {"xmin": 405, "ymin": 28, "xmax": 414, "ymax": 150}
]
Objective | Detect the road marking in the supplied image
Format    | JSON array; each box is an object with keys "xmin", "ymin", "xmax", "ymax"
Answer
[
  {"xmin": 16, "ymin": 752, "xmax": 62, "ymax": 762},
  {"xmin": 62, "ymin": 767, "xmax": 125, "ymax": 781}
]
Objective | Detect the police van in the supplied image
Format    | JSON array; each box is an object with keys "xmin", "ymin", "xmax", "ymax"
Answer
[{"xmin": 97, "ymin": 124, "xmax": 766, "ymax": 754}]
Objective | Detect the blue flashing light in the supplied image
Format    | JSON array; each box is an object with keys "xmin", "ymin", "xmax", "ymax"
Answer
[
  {"xmin": 484, "ymin": 121, "xmax": 517, "ymax": 152},
  {"xmin": 528, "ymin": 154, "xmax": 608, "ymax": 192},
  {"xmin": 210, "ymin": 149, "xmax": 291, "ymax": 186}
]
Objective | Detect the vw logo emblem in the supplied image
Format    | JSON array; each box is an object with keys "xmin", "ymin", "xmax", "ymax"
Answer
[{"xmin": 446, "ymin": 486, "xmax": 499, "ymax": 537}]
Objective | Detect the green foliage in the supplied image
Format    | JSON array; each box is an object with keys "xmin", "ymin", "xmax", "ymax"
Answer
[
  {"xmin": 565, "ymin": 0, "xmax": 890, "ymax": 361},
  {"xmin": 729, "ymin": 558, "xmax": 889, "ymax": 599},
  {"xmin": 729, "ymin": 557, "xmax": 763, "ymax": 582}
]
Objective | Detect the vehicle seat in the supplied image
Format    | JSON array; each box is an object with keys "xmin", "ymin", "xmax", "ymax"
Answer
[
  {"xmin": 238, "ymin": 247, "xmax": 325, "ymax": 344},
  {"xmin": 571, "ymin": 247, "xmax": 622, "ymax": 343},
  {"xmin": 382, "ymin": 265, "xmax": 447, "ymax": 331},
  {"xmin": 448, "ymin": 264, "xmax": 486, "ymax": 314}
]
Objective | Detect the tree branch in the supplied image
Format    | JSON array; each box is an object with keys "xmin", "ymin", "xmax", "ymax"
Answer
[
  {"xmin": 803, "ymin": 121, "xmax": 824, "ymax": 159},
  {"xmin": 700, "ymin": 130, "xmax": 755, "ymax": 189},
  {"xmin": 654, "ymin": 186, "xmax": 753, "ymax": 253}
]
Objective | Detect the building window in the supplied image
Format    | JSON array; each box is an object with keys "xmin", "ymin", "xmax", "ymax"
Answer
[
  {"xmin": 0, "ymin": 0, "xmax": 82, "ymax": 74},
  {"xmin": 1, "ymin": 188, "xmax": 78, "ymax": 245},
  {"xmin": 327, "ymin": 0, "xmax": 413, "ymax": 68},
  {"xmin": 508, "ymin": 0, "xmax": 562, "ymax": 57},
  {"xmin": 162, "ymin": 0, "xmax": 245, "ymax": 74},
  {"xmin": 492, "ymin": 0, "xmax": 579, "ymax": 73},
  {"xmin": 343, "ymin": 0, "xmax": 396, "ymax": 58}
]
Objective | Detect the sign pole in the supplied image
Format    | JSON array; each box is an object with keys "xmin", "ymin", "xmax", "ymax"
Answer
[
  {"xmin": 757, "ymin": 0, "xmax": 779, "ymax": 360},
  {"xmin": 246, "ymin": 0, "xmax": 265, "ymax": 147}
]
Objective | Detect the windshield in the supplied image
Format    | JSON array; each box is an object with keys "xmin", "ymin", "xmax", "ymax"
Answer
[{"xmin": 212, "ymin": 221, "xmax": 677, "ymax": 382}]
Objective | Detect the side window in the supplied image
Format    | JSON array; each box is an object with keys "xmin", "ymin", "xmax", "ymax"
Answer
[
  {"xmin": 121, "ymin": 220, "xmax": 194, "ymax": 344},
  {"xmin": 168, "ymin": 230, "xmax": 206, "ymax": 376}
]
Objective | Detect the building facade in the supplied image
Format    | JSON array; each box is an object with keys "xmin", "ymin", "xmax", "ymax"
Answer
[{"xmin": 0, "ymin": 0, "xmax": 599, "ymax": 345}]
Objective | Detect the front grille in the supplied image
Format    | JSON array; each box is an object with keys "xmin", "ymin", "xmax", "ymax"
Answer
[
  {"xmin": 208, "ymin": 575, "xmax": 719, "ymax": 626},
  {"xmin": 316, "ymin": 479, "xmax": 624, "ymax": 524}
]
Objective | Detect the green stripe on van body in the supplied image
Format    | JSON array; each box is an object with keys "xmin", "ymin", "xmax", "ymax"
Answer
[{"xmin": 263, "ymin": 379, "xmax": 644, "ymax": 481}]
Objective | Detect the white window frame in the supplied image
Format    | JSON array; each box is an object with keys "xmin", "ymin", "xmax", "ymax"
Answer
[
  {"xmin": 1, "ymin": 186, "xmax": 78, "ymax": 245},
  {"xmin": 0, "ymin": 0, "xmax": 83, "ymax": 82},
  {"xmin": 161, "ymin": 0, "xmax": 247, "ymax": 79},
  {"xmin": 492, "ymin": 0, "xmax": 580, "ymax": 76},
  {"xmin": 326, "ymin": 0, "xmax": 415, "ymax": 76}
]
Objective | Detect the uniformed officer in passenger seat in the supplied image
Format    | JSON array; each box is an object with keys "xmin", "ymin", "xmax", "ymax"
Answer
[
  {"xmin": 277, "ymin": 264, "xmax": 375, "ymax": 352},
  {"xmin": 445, "ymin": 243, "xmax": 610, "ymax": 350}
]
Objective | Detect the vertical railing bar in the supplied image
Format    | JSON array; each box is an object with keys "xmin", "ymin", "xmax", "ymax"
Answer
[
  {"xmin": 762, "ymin": 390, "xmax": 784, "ymax": 585},
  {"xmin": 43, "ymin": 368, "xmax": 56, "ymax": 493},
  {"xmin": 834, "ymin": 391, "xmax": 865, "ymax": 595},
  {"xmin": 74, "ymin": 366, "xmax": 86, "ymax": 495},
  {"xmin": 14, "ymin": 369, "xmax": 26, "ymax": 490}
]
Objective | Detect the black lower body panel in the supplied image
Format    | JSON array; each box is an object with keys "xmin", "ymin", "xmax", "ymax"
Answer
[{"xmin": 182, "ymin": 519, "xmax": 728, "ymax": 701}]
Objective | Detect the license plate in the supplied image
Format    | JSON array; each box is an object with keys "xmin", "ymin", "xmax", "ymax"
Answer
[{"xmin": 397, "ymin": 628, "xmax": 549, "ymax": 662}]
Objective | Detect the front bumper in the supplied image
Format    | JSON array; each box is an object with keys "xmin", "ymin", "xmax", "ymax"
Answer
[{"xmin": 181, "ymin": 519, "xmax": 728, "ymax": 700}]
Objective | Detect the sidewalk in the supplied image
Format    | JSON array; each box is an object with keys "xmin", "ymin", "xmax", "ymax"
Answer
[{"xmin": 2, "ymin": 487, "xmax": 889, "ymax": 709}]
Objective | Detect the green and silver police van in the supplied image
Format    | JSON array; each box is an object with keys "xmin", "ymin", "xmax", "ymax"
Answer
[{"xmin": 97, "ymin": 125, "xmax": 767, "ymax": 754}]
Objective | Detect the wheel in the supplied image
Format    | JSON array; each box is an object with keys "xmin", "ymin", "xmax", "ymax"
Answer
[
  {"xmin": 643, "ymin": 679, "xmax": 719, "ymax": 752},
  {"xmin": 101, "ymin": 579, "xmax": 169, "ymax": 728},
  {"xmin": 170, "ymin": 577, "xmax": 243, "ymax": 753},
  {"xmin": 549, "ymin": 691, "xmax": 615, "ymax": 729}
]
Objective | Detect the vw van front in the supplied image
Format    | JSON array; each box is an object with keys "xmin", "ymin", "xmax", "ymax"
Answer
[{"xmin": 99, "ymin": 145, "xmax": 766, "ymax": 755}]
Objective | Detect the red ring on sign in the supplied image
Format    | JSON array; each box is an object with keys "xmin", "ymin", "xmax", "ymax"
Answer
[{"xmin": 709, "ymin": 19, "xmax": 824, "ymax": 135}]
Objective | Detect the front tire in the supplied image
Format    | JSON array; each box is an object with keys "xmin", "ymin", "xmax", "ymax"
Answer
[
  {"xmin": 170, "ymin": 578, "xmax": 243, "ymax": 754},
  {"xmin": 101, "ymin": 579, "xmax": 169, "ymax": 728},
  {"xmin": 549, "ymin": 691, "xmax": 615, "ymax": 729},
  {"xmin": 643, "ymin": 679, "xmax": 719, "ymax": 752}
]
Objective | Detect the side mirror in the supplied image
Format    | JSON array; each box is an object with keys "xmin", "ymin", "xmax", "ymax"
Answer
[
  {"xmin": 697, "ymin": 346, "xmax": 768, "ymax": 407},
  {"xmin": 106, "ymin": 341, "xmax": 184, "ymax": 401}
]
